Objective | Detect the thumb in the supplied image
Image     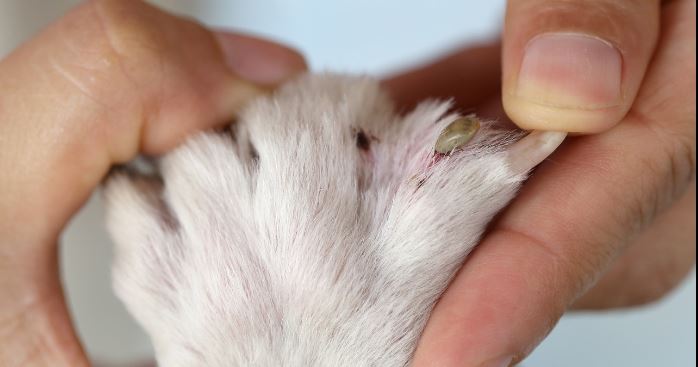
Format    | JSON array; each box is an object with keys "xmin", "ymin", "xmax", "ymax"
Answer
[{"xmin": 502, "ymin": 0, "xmax": 660, "ymax": 133}]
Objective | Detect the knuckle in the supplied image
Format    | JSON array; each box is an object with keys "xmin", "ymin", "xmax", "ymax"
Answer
[
  {"xmin": 668, "ymin": 133, "xmax": 697, "ymax": 194},
  {"xmin": 628, "ymin": 108, "xmax": 696, "ymax": 224},
  {"xmin": 628, "ymin": 139, "xmax": 694, "ymax": 233},
  {"xmin": 52, "ymin": 0, "xmax": 154, "ymax": 102},
  {"xmin": 652, "ymin": 127, "xmax": 697, "ymax": 210},
  {"xmin": 44, "ymin": 0, "xmax": 175, "ymax": 160},
  {"xmin": 89, "ymin": 0, "xmax": 167, "ymax": 70}
]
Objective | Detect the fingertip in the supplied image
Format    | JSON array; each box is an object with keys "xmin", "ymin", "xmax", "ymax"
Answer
[
  {"xmin": 501, "ymin": 1, "xmax": 661, "ymax": 133},
  {"xmin": 502, "ymin": 33, "xmax": 629, "ymax": 133},
  {"xmin": 214, "ymin": 31, "xmax": 308, "ymax": 86},
  {"xmin": 503, "ymin": 92, "xmax": 628, "ymax": 133}
]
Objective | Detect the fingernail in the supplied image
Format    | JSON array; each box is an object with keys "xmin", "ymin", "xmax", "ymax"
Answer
[
  {"xmin": 516, "ymin": 33, "xmax": 622, "ymax": 110},
  {"xmin": 215, "ymin": 32, "xmax": 307, "ymax": 85},
  {"xmin": 480, "ymin": 355, "xmax": 514, "ymax": 367}
]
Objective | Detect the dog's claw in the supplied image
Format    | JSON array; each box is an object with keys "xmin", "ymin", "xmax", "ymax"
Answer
[{"xmin": 506, "ymin": 130, "xmax": 567, "ymax": 173}]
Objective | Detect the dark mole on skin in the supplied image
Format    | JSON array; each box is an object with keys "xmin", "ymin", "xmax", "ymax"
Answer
[{"xmin": 355, "ymin": 129, "xmax": 370, "ymax": 151}]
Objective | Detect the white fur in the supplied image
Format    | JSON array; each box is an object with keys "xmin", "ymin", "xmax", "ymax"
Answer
[{"xmin": 104, "ymin": 74, "xmax": 554, "ymax": 366}]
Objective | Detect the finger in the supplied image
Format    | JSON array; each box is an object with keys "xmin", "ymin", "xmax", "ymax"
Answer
[
  {"xmin": 0, "ymin": 1, "xmax": 305, "ymax": 365},
  {"xmin": 215, "ymin": 32, "xmax": 307, "ymax": 86},
  {"xmin": 383, "ymin": 43, "xmax": 501, "ymax": 112},
  {"xmin": 573, "ymin": 182, "xmax": 696, "ymax": 309},
  {"xmin": 414, "ymin": 0, "xmax": 695, "ymax": 365},
  {"xmin": 502, "ymin": 0, "xmax": 661, "ymax": 133}
]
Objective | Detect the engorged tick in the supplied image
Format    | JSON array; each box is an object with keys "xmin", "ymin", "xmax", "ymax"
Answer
[{"xmin": 434, "ymin": 116, "xmax": 480, "ymax": 154}]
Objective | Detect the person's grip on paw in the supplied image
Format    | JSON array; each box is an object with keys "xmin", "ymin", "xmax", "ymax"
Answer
[
  {"xmin": 0, "ymin": 1, "xmax": 306, "ymax": 366},
  {"xmin": 388, "ymin": 1, "xmax": 695, "ymax": 366}
]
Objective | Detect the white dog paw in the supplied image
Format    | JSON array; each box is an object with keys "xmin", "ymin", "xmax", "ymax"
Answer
[{"xmin": 104, "ymin": 74, "xmax": 563, "ymax": 367}]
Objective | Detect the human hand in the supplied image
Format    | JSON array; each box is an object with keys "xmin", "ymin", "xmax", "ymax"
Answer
[
  {"xmin": 386, "ymin": 0, "xmax": 695, "ymax": 365},
  {"xmin": 0, "ymin": 1, "xmax": 305, "ymax": 366}
]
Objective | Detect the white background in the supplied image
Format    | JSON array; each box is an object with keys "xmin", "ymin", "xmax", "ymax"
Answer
[{"xmin": 1, "ymin": 1, "xmax": 695, "ymax": 366}]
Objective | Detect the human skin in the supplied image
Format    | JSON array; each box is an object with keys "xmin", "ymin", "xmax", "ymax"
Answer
[
  {"xmin": 0, "ymin": 1, "xmax": 306, "ymax": 366},
  {"xmin": 0, "ymin": 1, "xmax": 695, "ymax": 366},
  {"xmin": 386, "ymin": 0, "xmax": 695, "ymax": 365}
]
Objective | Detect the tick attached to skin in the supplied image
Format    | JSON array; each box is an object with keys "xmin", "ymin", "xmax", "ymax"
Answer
[{"xmin": 434, "ymin": 116, "xmax": 481, "ymax": 154}]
